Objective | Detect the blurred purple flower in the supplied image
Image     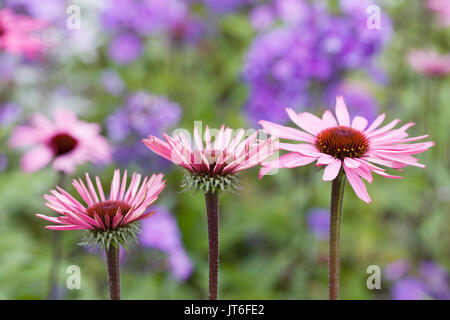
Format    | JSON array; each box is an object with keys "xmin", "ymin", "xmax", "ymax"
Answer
[
  {"xmin": 275, "ymin": 0, "xmax": 309, "ymax": 25},
  {"xmin": 391, "ymin": 278, "xmax": 430, "ymax": 300},
  {"xmin": 0, "ymin": 54, "xmax": 18, "ymax": 82},
  {"xmin": 139, "ymin": 206, "xmax": 193, "ymax": 282},
  {"xmin": 100, "ymin": 69, "xmax": 125, "ymax": 97},
  {"xmin": 196, "ymin": 0, "xmax": 254, "ymax": 13},
  {"xmin": 307, "ymin": 208, "xmax": 330, "ymax": 240},
  {"xmin": 384, "ymin": 260, "xmax": 411, "ymax": 281},
  {"xmin": 243, "ymin": 1, "xmax": 391, "ymax": 124},
  {"xmin": 108, "ymin": 33, "xmax": 143, "ymax": 65},
  {"xmin": 250, "ymin": 6, "xmax": 275, "ymax": 32},
  {"xmin": 101, "ymin": 0, "xmax": 203, "ymax": 44},
  {"xmin": 0, "ymin": 103, "xmax": 22, "ymax": 126},
  {"xmin": 419, "ymin": 261, "xmax": 450, "ymax": 300},
  {"xmin": 6, "ymin": 0, "xmax": 65, "ymax": 23},
  {"xmin": 106, "ymin": 91, "xmax": 182, "ymax": 169},
  {"xmin": 387, "ymin": 260, "xmax": 450, "ymax": 300},
  {"xmin": 169, "ymin": 248, "xmax": 193, "ymax": 282},
  {"xmin": 325, "ymin": 82, "xmax": 378, "ymax": 122},
  {"xmin": 0, "ymin": 154, "xmax": 7, "ymax": 172}
]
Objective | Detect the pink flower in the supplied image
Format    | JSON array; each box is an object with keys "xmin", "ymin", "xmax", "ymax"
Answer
[
  {"xmin": 427, "ymin": 0, "xmax": 450, "ymax": 27},
  {"xmin": 36, "ymin": 169, "xmax": 166, "ymax": 231},
  {"xmin": 143, "ymin": 125, "xmax": 276, "ymax": 176},
  {"xmin": 10, "ymin": 108, "xmax": 111, "ymax": 174},
  {"xmin": 259, "ymin": 96, "xmax": 433, "ymax": 203},
  {"xmin": 407, "ymin": 49, "xmax": 450, "ymax": 77},
  {"xmin": 0, "ymin": 8, "xmax": 48, "ymax": 59}
]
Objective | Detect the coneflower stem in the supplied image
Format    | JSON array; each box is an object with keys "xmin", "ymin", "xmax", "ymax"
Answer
[
  {"xmin": 329, "ymin": 170, "xmax": 346, "ymax": 300},
  {"xmin": 105, "ymin": 244, "xmax": 121, "ymax": 300},
  {"xmin": 205, "ymin": 191, "xmax": 220, "ymax": 300},
  {"xmin": 47, "ymin": 171, "xmax": 65, "ymax": 300}
]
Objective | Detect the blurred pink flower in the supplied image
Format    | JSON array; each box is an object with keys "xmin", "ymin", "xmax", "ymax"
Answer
[
  {"xmin": 0, "ymin": 8, "xmax": 48, "ymax": 59},
  {"xmin": 259, "ymin": 97, "xmax": 433, "ymax": 203},
  {"xmin": 10, "ymin": 108, "xmax": 111, "ymax": 174},
  {"xmin": 36, "ymin": 169, "xmax": 166, "ymax": 231},
  {"xmin": 407, "ymin": 49, "xmax": 450, "ymax": 77},
  {"xmin": 143, "ymin": 125, "xmax": 276, "ymax": 176},
  {"xmin": 426, "ymin": 0, "xmax": 450, "ymax": 26}
]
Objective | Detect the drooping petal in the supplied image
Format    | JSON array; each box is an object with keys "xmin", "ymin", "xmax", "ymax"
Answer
[
  {"xmin": 322, "ymin": 158, "xmax": 341, "ymax": 181},
  {"xmin": 344, "ymin": 157, "xmax": 360, "ymax": 168},
  {"xmin": 344, "ymin": 164, "xmax": 372, "ymax": 204}
]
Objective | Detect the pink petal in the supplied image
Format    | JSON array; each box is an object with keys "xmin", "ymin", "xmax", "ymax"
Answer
[
  {"xmin": 335, "ymin": 96, "xmax": 350, "ymax": 126},
  {"xmin": 322, "ymin": 158, "xmax": 341, "ymax": 181},
  {"xmin": 316, "ymin": 154, "xmax": 335, "ymax": 166},
  {"xmin": 45, "ymin": 225, "xmax": 87, "ymax": 231},
  {"xmin": 20, "ymin": 146, "xmax": 53, "ymax": 173},
  {"xmin": 344, "ymin": 157, "xmax": 360, "ymax": 168},
  {"xmin": 36, "ymin": 214, "xmax": 63, "ymax": 224},
  {"xmin": 343, "ymin": 164, "xmax": 372, "ymax": 204},
  {"xmin": 322, "ymin": 110, "xmax": 338, "ymax": 128},
  {"xmin": 259, "ymin": 120, "xmax": 316, "ymax": 143},
  {"xmin": 278, "ymin": 143, "xmax": 321, "ymax": 157},
  {"xmin": 286, "ymin": 108, "xmax": 324, "ymax": 135},
  {"xmin": 193, "ymin": 127, "xmax": 204, "ymax": 151},
  {"xmin": 351, "ymin": 116, "xmax": 368, "ymax": 131},
  {"xmin": 96, "ymin": 176, "xmax": 106, "ymax": 202},
  {"xmin": 52, "ymin": 154, "xmax": 78, "ymax": 175},
  {"xmin": 365, "ymin": 113, "xmax": 386, "ymax": 134}
]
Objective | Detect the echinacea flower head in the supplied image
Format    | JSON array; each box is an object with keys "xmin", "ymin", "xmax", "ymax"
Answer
[
  {"xmin": 36, "ymin": 169, "xmax": 166, "ymax": 249},
  {"xmin": 259, "ymin": 97, "xmax": 434, "ymax": 203},
  {"xmin": 143, "ymin": 125, "xmax": 277, "ymax": 193},
  {"xmin": 10, "ymin": 108, "xmax": 111, "ymax": 175},
  {"xmin": 0, "ymin": 8, "xmax": 48, "ymax": 59},
  {"xmin": 407, "ymin": 49, "xmax": 450, "ymax": 77}
]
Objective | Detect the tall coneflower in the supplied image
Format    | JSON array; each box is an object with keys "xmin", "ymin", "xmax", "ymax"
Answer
[
  {"xmin": 37, "ymin": 169, "xmax": 166, "ymax": 300},
  {"xmin": 259, "ymin": 96, "xmax": 433, "ymax": 299},
  {"xmin": 143, "ymin": 125, "xmax": 276, "ymax": 299}
]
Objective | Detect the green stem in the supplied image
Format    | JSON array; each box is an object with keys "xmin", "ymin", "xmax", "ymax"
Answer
[
  {"xmin": 205, "ymin": 191, "xmax": 220, "ymax": 300},
  {"xmin": 47, "ymin": 171, "xmax": 65, "ymax": 300},
  {"xmin": 105, "ymin": 244, "xmax": 121, "ymax": 300},
  {"xmin": 329, "ymin": 170, "xmax": 346, "ymax": 300}
]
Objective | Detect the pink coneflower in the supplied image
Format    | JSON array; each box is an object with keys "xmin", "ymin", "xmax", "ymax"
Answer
[
  {"xmin": 258, "ymin": 96, "xmax": 433, "ymax": 300},
  {"xmin": 10, "ymin": 108, "xmax": 111, "ymax": 174},
  {"xmin": 36, "ymin": 169, "xmax": 165, "ymax": 232},
  {"xmin": 259, "ymin": 96, "xmax": 433, "ymax": 204},
  {"xmin": 407, "ymin": 49, "xmax": 450, "ymax": 77},
  {"xmin": 36, "ymin": 169, "xmax": 166, "ymax": 300},
  {"xmin": 0, "ymin": 8, "xmax": 48, "ymax": 59},
  {"xmin": 143, "ymin": 125, "xmax": 276, "ymax": 300},
  {"xmin": 426, "ymin": 0, "xmax": 450, "ymax": 27},
  {"xmin": 143, "ymin": 125, "xmax": 276, "ymax": 189}
]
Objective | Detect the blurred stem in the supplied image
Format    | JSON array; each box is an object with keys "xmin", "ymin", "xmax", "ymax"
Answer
[
  {"xmin": 205, "ymin": 191, "xmax": 220, "ymax": 300},
  {"xmin": 329, "ymin": 170, "xmax": 346, "ymax": 300},
  {"xmin": 47, "ymin": 171, "xmax": 65, "ymax": 300},
  {"xmin": 105, "ymin": 244, "xmax": 121, "ymax": 300}
]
